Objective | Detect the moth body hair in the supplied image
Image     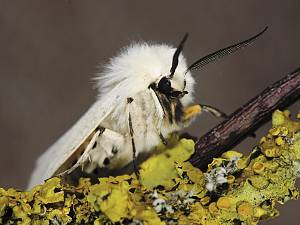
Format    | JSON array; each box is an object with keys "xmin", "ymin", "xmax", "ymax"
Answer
[{"xmin": 28, "ymin": 43, "xmax": 195, "ymax": 188}]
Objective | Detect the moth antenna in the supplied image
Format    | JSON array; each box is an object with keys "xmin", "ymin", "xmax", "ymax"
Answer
[
  {"xmin": 170, "ymin": 33, "xmax": 189, "ymax": 79},
  {"xmin": 186, "ymin": 26, "xmax": 268, "ymax": 73}
]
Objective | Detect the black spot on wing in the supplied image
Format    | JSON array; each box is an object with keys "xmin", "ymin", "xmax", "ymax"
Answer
[
  {"xmin": 92, "ymin": 141, "xmax": 97, "ymax": 149},
  {"xmin": 127, "ymin": 97, "xmax": 134, "ymax": 103},
  {"xmin": 112, "ymin": 146, "xmax": 118, "ymax": 155}
]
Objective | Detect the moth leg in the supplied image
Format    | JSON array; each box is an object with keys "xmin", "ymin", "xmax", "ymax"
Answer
[
  {"xmin": 199, "ymin": 104, "xmax": 228, "ymax": 119},
  {"xmin": 150, "ymin": 88, "xmax": 168, "ymax": 146},
  {"xmin": 127, "ymin": 98, "xmax": 140, "ymax": 179},
  {"xmin": 183, "ymin": 104, "xmax": 202, "ymax": 121},
  {"xmin": 58, "ymin": 128, "xmax": 102, "ymax": 176}
]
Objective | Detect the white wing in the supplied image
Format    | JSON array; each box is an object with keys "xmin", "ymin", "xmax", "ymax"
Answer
[{"xmin": 28, "ymin": 92, "xmax": 121, "ymax": 189}]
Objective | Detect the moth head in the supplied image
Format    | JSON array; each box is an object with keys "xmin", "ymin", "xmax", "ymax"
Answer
[{"xmin": 156, "ymin": 76, "xmax": 189, "ymax": 98}]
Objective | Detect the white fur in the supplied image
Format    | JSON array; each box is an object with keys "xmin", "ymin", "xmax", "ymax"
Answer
[{"xmin": 28, "ymin": 43, "xmax": 195, "ymax": 189}]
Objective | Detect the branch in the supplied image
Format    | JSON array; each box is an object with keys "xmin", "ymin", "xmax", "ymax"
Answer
[{"xmin": 190, "ymin": 67, "xmax": 300, "ymax": 170}]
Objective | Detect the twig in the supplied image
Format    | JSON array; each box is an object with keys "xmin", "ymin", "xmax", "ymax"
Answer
[{"xmin": 189, "ymin": 67, "xmax": 300, "ymax": 170}]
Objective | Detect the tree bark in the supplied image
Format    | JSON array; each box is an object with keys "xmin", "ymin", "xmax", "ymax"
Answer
[{"xmin": 189, "ymin": 67, "xmax": 300, "ymax": 170}]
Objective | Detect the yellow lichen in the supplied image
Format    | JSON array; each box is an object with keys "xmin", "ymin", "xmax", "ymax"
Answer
[
  {"xmin": 208, "ymin": 202, "xmax": 219, "ymax": 214},
  {"xmin": 237, "ymin": 202, "xmax": 253, "ymax": 218},
  {"xmin": 252, "ymin": 162, "xmax": 265, "ymax": 174},
  {"xmin": 227, "ymin": 175, "xmax": 235, "ymax": 184},
  {"xmin": 140, "ymin": 138, "xmax": 195, "ymax": 190},
  {"xmin": 221, "ymin": 151, "xmax": 243, "ymax": 159},
  {"xmin": 217, "ymin": 197, "xmax": 233, "ymax": 209},
  {"xmin": 0, "ymin": 109, "xmax": 300, "ymax": 225}
]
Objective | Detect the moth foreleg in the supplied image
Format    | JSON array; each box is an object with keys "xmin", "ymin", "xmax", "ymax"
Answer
[
  {"xmin": 199, "ymin": 104, "xmax": 228, "ymax": 119},
  {"xmin": 150, "ymin": 88, "xmax": 168, "ymax": 145}
]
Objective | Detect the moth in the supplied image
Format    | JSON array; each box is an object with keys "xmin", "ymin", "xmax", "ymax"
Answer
[{"xmin": 28, "ymin": 27, "xmax": 267, "ymax": 188}]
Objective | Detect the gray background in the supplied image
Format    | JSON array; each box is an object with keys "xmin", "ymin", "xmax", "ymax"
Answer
[{"xmin": 0, "ymin": 1, "xmax": 299, "ymax": 224}]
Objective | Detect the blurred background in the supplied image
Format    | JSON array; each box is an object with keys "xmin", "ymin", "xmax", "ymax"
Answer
[{"xmin": 0, "ymin": 1, "xmax": 299, "ymax": 224}]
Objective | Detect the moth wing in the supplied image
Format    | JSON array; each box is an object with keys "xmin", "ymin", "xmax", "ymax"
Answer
[{"xmin": 28, "ymin": 93, "xmax": 121, "ymax": 188}]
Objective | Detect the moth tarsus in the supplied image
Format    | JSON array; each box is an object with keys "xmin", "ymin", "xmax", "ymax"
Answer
[{"xmin": 200, "ymin": 104, "xmax": 228, "ymax": 119}]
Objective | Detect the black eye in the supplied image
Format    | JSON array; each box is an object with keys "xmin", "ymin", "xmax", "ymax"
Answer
[{"xmin": 157, "ymin": 77, "xmax": 171, "ymax": 94}]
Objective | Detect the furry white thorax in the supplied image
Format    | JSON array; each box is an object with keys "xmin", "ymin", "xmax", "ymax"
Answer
[{"xmin": 89, "ymin": 43, "xmax": 195, "ymax": 170}]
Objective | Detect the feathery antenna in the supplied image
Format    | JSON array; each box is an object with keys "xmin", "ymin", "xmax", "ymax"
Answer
[{"xmin": 186, "ymin": 26, "xmax": 268, "ymax": 73}]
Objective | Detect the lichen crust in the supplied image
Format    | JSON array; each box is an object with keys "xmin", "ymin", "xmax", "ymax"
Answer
[{"xmin": 1, "ymin": 109, "xmax": 300, "ymax": 225}]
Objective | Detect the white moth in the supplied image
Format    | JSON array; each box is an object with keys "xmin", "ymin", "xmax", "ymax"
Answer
[{"xmin": 28, "ymin": 27, "xmax": 267, "ymax": 188}]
